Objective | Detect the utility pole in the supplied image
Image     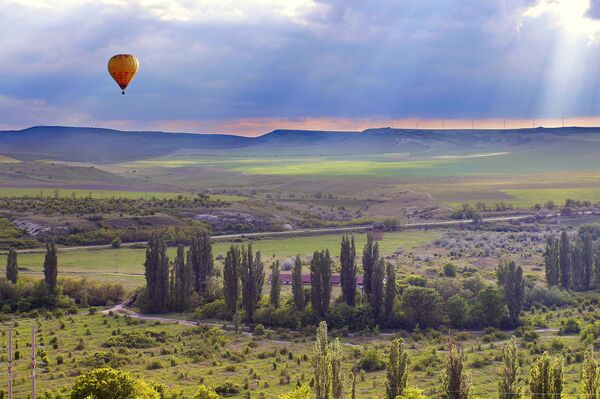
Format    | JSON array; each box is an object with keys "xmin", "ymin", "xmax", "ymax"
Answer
[
  {"xmin": 8, "ymin": 328, "xmax": 12, "ymax": 399},
  {"xmin": 31, "ymin": 326, "xmax": 36, "ymax": 399}
]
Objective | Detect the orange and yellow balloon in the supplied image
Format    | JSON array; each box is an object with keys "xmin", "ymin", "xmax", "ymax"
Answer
[{"xmin": 108, "ymin": 54, "xmax": 139, "ymax": 95}]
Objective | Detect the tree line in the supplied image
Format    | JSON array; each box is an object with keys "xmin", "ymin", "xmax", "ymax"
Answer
[
  {"xmin": 544, "ymin": 231, "xmax": 599, "ymax": 291},
  {"xmin": 142, "ymin": 232, "xmax": 526, "ymax": 331}
]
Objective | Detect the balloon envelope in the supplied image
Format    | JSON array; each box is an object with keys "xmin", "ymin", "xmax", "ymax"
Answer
[{"xmin": 108, "ymin": 54, "xmax": 139, "ymax": 94}]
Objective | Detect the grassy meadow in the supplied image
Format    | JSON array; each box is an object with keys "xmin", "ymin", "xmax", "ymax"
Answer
[{"xmin": 3, "ymin": 308, "xmax": 590, "ymax": 398}]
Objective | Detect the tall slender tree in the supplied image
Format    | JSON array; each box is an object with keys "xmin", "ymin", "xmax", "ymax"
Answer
[
  {"xmin": 582, "ymin": 233, "xmax": 594, "ymax": 291},
  {"xmin": 330, "ymin": 338, "xmax": 344, "ymax": 399},
  {"xmin": 362, "ymin": 232, "xmax": 379, "ymax": 300},
  {"xmin": 496, "ymin": 260, "xmax": 525, "ymax": 325},
  {"xmin": 441, "ymin": 339, "xmax": 472, "ymax": 399},
  {"xmin": 311, "ymin": 250, "xmax": 332, "ymax": 319},
  {"xmin": 270, "ymin": 260, "xmax": 281, "ymax": 308},
  {"xmin": 44, "ymin": 242, "xmax": 58, "ymax": 294},
  {"xmin": 144, "ymin": 236, "xmax": 170, "ymax": 313},
  {"xmin": 498, "ymin": 336, "xmax": 523, "ymax": 399},
  {"xmin": 544, "ymin": 236, "xmax": 560, "ymax": 287},
  {"xmin": 312, "ymin": 321, "xmax": 331, "ymax": 399},
  {"xmin": 6, "ymin": 248, "xmax": 18, "ymax": 284},
  {"xmin": 292, "ymin": 255, "xmax": 305, "ymax": 310},
  {"xmin": 581, "ymin": 345, "xmax": 600, "ymax": 399},
  {"xmin": 529, "ymin": 352, "xmax": 563, "ymax": 399},
  {"xmin": 386, "ymin": 339, "xmax": 408, "ymax": 399},
  {"xmin": 189, "ymin": 231, "xmax": 213, "ymax": 300},
  {"xmin": 370, "ymin": 258, "xmax": 385, "ymax": 317},
  {"xmin": 340, "ymin": 235, "xmax": 357, "ymax": 306},
  {"xmin": 384, "ymin": 262, "xmax": 397, "ymax": 320},
  {"xmin": 240, "ymin": 244, "xmax": 264, "ymax": 322},
  {"xmin": 223, "ymin": 246, "xmax": 241, "ymax": 314},
  {"xmin": 559, "ymin": 231, "xmax": 571, "ymax": 289},
  {"xmin": 170, "ymin": 244, "xmax": 193, "ymax": 311},
  {"xmin": 572, "ymin": 237, "xmax": 584, "ymax": 290}
]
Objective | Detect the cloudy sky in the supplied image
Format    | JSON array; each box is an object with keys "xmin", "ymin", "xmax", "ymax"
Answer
[{"xmin": 2, "ymin": 0, "xmax": 600, "ymax": 135}]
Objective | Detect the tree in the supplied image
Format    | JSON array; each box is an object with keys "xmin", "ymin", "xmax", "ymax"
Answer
[
  {"xmin": 370, "ymin": 258, "xmax": 385, "ymax": 317},
  {"xmin": 384, "ymin": 262, "xmax": 396, "ymax": 318},
  {"xmin": 43, "ymin": 242, "xmax": 58, "ymax": 294},
  {"xmin": 144, "ymin": 236, "xmax": 169, "ymax": 313},
  {"xmin": 401, "ymin": 286, "xmax": 442, "ymax": 328},
  {"xmin": 581, "ymin": 346, "xmax": 600, "ymax": 399},
  {"xmin": 292, "ymin": 255, "xmax": 304, "ymax": 310},
  {"xmin": 311, "ymin": 250, "xmax": 333, "ymax": 319},
  {"xmin": 240, "ymin": 244, "xmax": 264, "ymax": 322},
  {"xmin": 340, "ymin": 235, "xmax": 357, "ymax": 306},
  {"xmin": 446, "ymin": 295, "xmax": 469, "ymax": 328},
  {"xmin": 582, "ymin": 233, "xmax": 594, "ymax": 290},
  {"xmin": 441, "ymin": 339, "xmax": 472, "ymax": 399},
  {"xmin": 474, "ymin": 286, "xmax": 506, "ymax": 327},
  {"xmin": 496, "ymin": 260, "xmax": 525, "ymax": 325},
  {"xmin": 572, "ymin": 237, "xmax": 584, "ymax": 290},
  {"xmin": 529, "ymin": 352, "xmax": 563, "ymax": 399},
  {"xmin": 223, "ymin": 246, "xmax": 241, "ymax": 314},
  {"xmin": 70, "ymin": 367, "xmax": 160, "ymax": 399},
  {"xmin": 6, "ymin": 248, "xmax": 18, "ymax": 284},
  {"xmin": 386, "ymin": 338, "xmax": 408, "ymax": 399},
  {"xmin": 559, "ymin": 231, "xmax": 571, "ymax": 289},
  {"xmin": 193, "ymin": 385, "xmax": 220, "ymax": 399},
  {"xmin": 544, "ymin": 236, "xmax": 560, "ymax": 287},
  {"xmin": 270, "ymin": 260, "xmax": 281, "ymax": 308},
  {"xmin": 312, "ymin": 321, "xmax": 331, "ymax": 399},
  {"xmin": 362, "ymin": 232, "xmax": 379, "ymax": 301},
  {"xmin": 329, "ymin": 338, "xmax": 344, "ymax": 399},
  {"xmin": 170, "ymin": 244, "xmax": 193, "ymax": 311},
  {"xmin": 396, "ymin": 387, "xmax": 427, "ymax": 399},
  {"xmin": 498, "ymin": 336, "xmax": 523, "ymax": 399},
  {"xmin": 190, "ymin": 231, "xmax": 213, "ymax": 300}
]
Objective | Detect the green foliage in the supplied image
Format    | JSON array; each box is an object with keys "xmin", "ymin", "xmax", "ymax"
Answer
[
  {"xmin": 443, "ymin": 263, "xmax": 457, "ymax": 277},
  {"xmin": 559, "ymin": 231, "xmax": 571, "ymax": 289},
  {"xmin": 270, "ymin": 260, "xmax": 281, "ymax": 308},
  {"xmin": 441, "ymin": 340, "xmax": 472, "ymax": 399},
  {"xmin": 170, "ymin": 244, "xmax": 194, "ymax": 312},
  {"xmin": 310, "ymin": 250, "xmax": 333, "ymax": 319},
  {"xmin": 581, "ymin": 346, "xmax": 600, "ymax": 399},
  {"xmin": 362, "ymin": 232, "xmax": 379, "ymax": 302},
  {"xmin": 6, "ymin": 248, "xmax": 18, "ymax": 284},
  {"xmin": 111, "ymin": 237, "xmax": 122, "ymax": 249},
  {"xmin": 529, "ymin": 352, "xmax": 563, "ymax": 399},
  {"xmin": 279, "ymin": 385, "xmax": 310, "ymax": 399},
  {"xmin": 401, "ymin": 286, "xmax": 442, "ymax": 328},
  {"xmin": 143, "ymin": 236, "xmax": 169, "ymax": 313},
  {"xmin": 358, "ymin": 348, "xmax": 386, "ymax": 372},
  {"xmin": 103, "ymin": 330, "xmax": 167, "ymax": 349},
  {"xmin": 70, "ymin": 367, "xmax": 160, "ymax": 399},
  {"xmin": 544, "ymin": 235, "xmax": 560, "ymax": 287},
  {"xmin": 44, "ymin": 242, "xmax": 58, "ymax": 294},
  {"xmin": 340, "ymin": 235, "xmax": 357, "ymax": 307},
  {"xmin": 240, "ymin": 244, "xmax": 264, "ymax": 322},
  {"xmin": 386, "ymin": 339, "xmax": 409, "ymax": 399},
  {"xmin": 223, "ymin": 246, "xmax": 241, "ymax": 314},
  {"xmin": 446, "ymin": 295, "xmax": 469, "ymax": 328},
  {"xmin": 312, "ymin": 321, "xmax": 330, "ymax": 399},
  {"xmin": 473, "ymin": 286, "xmax": 506, "ymax": 327},
  {"xmin": 498, "ymin": 336, "xmax": 523, "ymax": 399},
  {"xmin": 193, "ymin": 385, "xmax": 220, "ymax": 399},
  {"xmin": 190, "ymin": 231, "xmax": 214, "ymax": 300},
  {"xmin": 385, "ymin": 262, "xmax": 397, "ymax": 320},
  {"xmin": 395, "ymin": 387, "xmax": 427, "ymax": 399},
  {"xmin": 292, "ymin": 255, "xmax": 305, "ymax": 310},
  {"xmin": 496, "ymin": 260, "xmax": 525, "ymax": 325},
  {"xmin": 214, "ymin": 381, "xmax": 240, "ymax": 396}
]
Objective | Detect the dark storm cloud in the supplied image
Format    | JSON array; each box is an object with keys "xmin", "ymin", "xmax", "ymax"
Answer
[{"xmin": 0, "ymin": 0, "xmax": 598, "ymax": 131}]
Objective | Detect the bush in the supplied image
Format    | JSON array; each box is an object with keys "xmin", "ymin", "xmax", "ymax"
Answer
[
  {"xmin": 193, "ymin": 300, "xmax": 229, "ymax": 320},
  {"xmin": 214, "ymin": 381, "xmax": 240, "ymax": 396},
  {"xmin": 254, "ymin": 324, "xmax": 265, "ymax": 336},
  {"xmin": 70, "ymin": 367, "xmax": 159, "ymax": 399},
  {"xmin": 560, "ymin": 318, "xmax": 582, "ymax": 335},
  {"xmin": 358, "ymin": 348, "xmax": 386, "ymax": 372},
  {"xmin": 193, "ymin": 385, "xmax": 220, "ymax": 399},
  {"xmin": 111, "ymin": 237, "xmax": 122, "ymax": 249},
  {"xmin": 443, "ymin": 263, "xmax": 457, "ymax": 277}
]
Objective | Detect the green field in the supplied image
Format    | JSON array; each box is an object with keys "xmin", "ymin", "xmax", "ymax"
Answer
[
  {"xmin": 0, "ymin": 187, "xmax": 247, "ymax": 202},
  {"xmin": 446, "ymin": 187, "xmax": 600, "ymax": 208},
  {"xmin": 3, "ymin": 230, "xmax": 441, "ymax": 289},
  {"xmin": 0, "ymin": 155, "xmax": 20, "ymax": 163}
]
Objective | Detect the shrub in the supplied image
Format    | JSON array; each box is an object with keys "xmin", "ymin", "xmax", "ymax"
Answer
[
  {"xmin": 214, "ymin": 381, "xmax": 240, "ymax": 396},
  {"xmin": 111, "ymin": 237, "xmax": 122, "ymax": 249},
  {"xmin": 560, "ymin": 318, "xmax": 582, "ymax": 335},
  {"xmin": 443, "ymin": 263, "xmax": 457, "ymax": 277},
  {"xmin": 358, "ymin": 348, "xmax": 386, "ymax": 372}
]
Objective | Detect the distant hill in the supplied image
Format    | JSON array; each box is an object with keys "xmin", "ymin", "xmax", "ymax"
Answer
[{"xmin": 1, "ymin": 125, "xmax": 599, "ymax": 162}]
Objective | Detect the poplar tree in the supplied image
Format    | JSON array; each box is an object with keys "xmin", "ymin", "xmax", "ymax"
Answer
[
  {"xmin": 581, "ymin": 345, "xmax": 600, "ymax": 399},
  {"xmin": 384, "ymin": 262, "xmax": 397, "ymax": 318},
  {"xmin": 370, "ymin": 258, "xmax": 385, "ymax": 317},
  {"xmin": 144, "ymin": 236, "xmax": 169, "ymax": 313},
  {"xmin": 582, "ymin": 233, "xmax": 594, "ymax": 290},
  {"xmin": 6, "ymin": 248, "xmax": 18, "ymax": 284},
  {"xmin": 386, "ymin": 339, "xmax": 408, "ymax": 399},
  {"xmin": 340, "ymin": 235, "xmax": 357, "ymax": 306},
  {"xmin": 496, "ymin": 260, "xmax": 525, "ymax": 325},
  {"xmin": 330, "ymin": 338, "xmax": 344, "ymax": 399},
  {"xmin": 170, "ymin": 244, "xmax": 193, "ymax": 311},
  {"xmin": 572, "ymin": 237, "xmax": 584, "ymax": 290},
  {"xmin": 441, "ymin": 339, "xmax": 472, "ymax": 399},
  {"xmin": 223, "ymin": 246, "xmax": 241, "ymax": 314},
  {"xmin": 240, "ymin": 244, "xmax": 264, "ymax": 322},
  {"xmin": 190, "ymin": 231, "xmax": 213, "ymax": 300},
  {"xmin": 544, "ymin": 236, "xmax": 560, "ymax": 287},
  {"xmin": 44, "ymin": 242, "xmax": 58, "ymax": 294},
  {"xmin": 362, "ymin": 232, "xmax": 379, "ymax": 300},
  {"xmin": 270, "ymin": 260, "xmax": 281, "ymax": 308},
  {"xmin": 559, "ymin": 231, "xmax": 571, "ymax": 289},
  {"xmin": 312, "ymin": 321, "xmax": 331, "ymax": 399},
  {"xmin": 498, "ymin": 336, "xmax": 523, "ymax": 399},
  {"xmin": 292, "ymin": 255, "xmax": 305, "ymax": 310},
  {"xmin": 311, "ymin": 250, "xmax": 332, "ymax": 319},
  {"xmin": 529, "ymin": 352, "xmax": 563, "ymax": 399}
]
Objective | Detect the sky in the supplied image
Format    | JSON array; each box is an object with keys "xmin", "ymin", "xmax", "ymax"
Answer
[{"xmin": 2, "ymin": 0, "xmax": 600, "ymax": 135}]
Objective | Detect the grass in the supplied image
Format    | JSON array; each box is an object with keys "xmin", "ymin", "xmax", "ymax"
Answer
[
  {"xmin": 445, "ymin": 187, "xmax": 600, "ymax": 208},
  {"xmin": 0, "ymin": 187, "xmax": 246, "ymax": 202},
  {"xmin": 0, "ymin": 155, "xmax": 20, "ymax": 163},
  {"xmin": 3, "ymin": 229, "xmax": 442, "ymax": 290},
  {"xmin": 3, "ymin": 305, "xmax": 590, "ymax": 398}
]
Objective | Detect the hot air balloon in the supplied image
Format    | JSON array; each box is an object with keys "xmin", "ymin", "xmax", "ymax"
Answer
[{"xmin": 108, "ymin": 54, "xmax": 139, "ymax": 94}]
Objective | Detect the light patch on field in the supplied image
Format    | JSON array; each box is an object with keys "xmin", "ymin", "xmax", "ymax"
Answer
[
  {"xmin": 0, "ymin": 187, "xmax": 193, "ymax": 200},
  {"xmin": 445, "ymin": 187, "xmax": 600, "ymax": 208},
  {"xmin": 0, "ymin": 155, "xmax": 21, "ymax": 163},
  {"xmin": 433, "ymin": 152, "xmax": 509, "ymax": 159}
]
